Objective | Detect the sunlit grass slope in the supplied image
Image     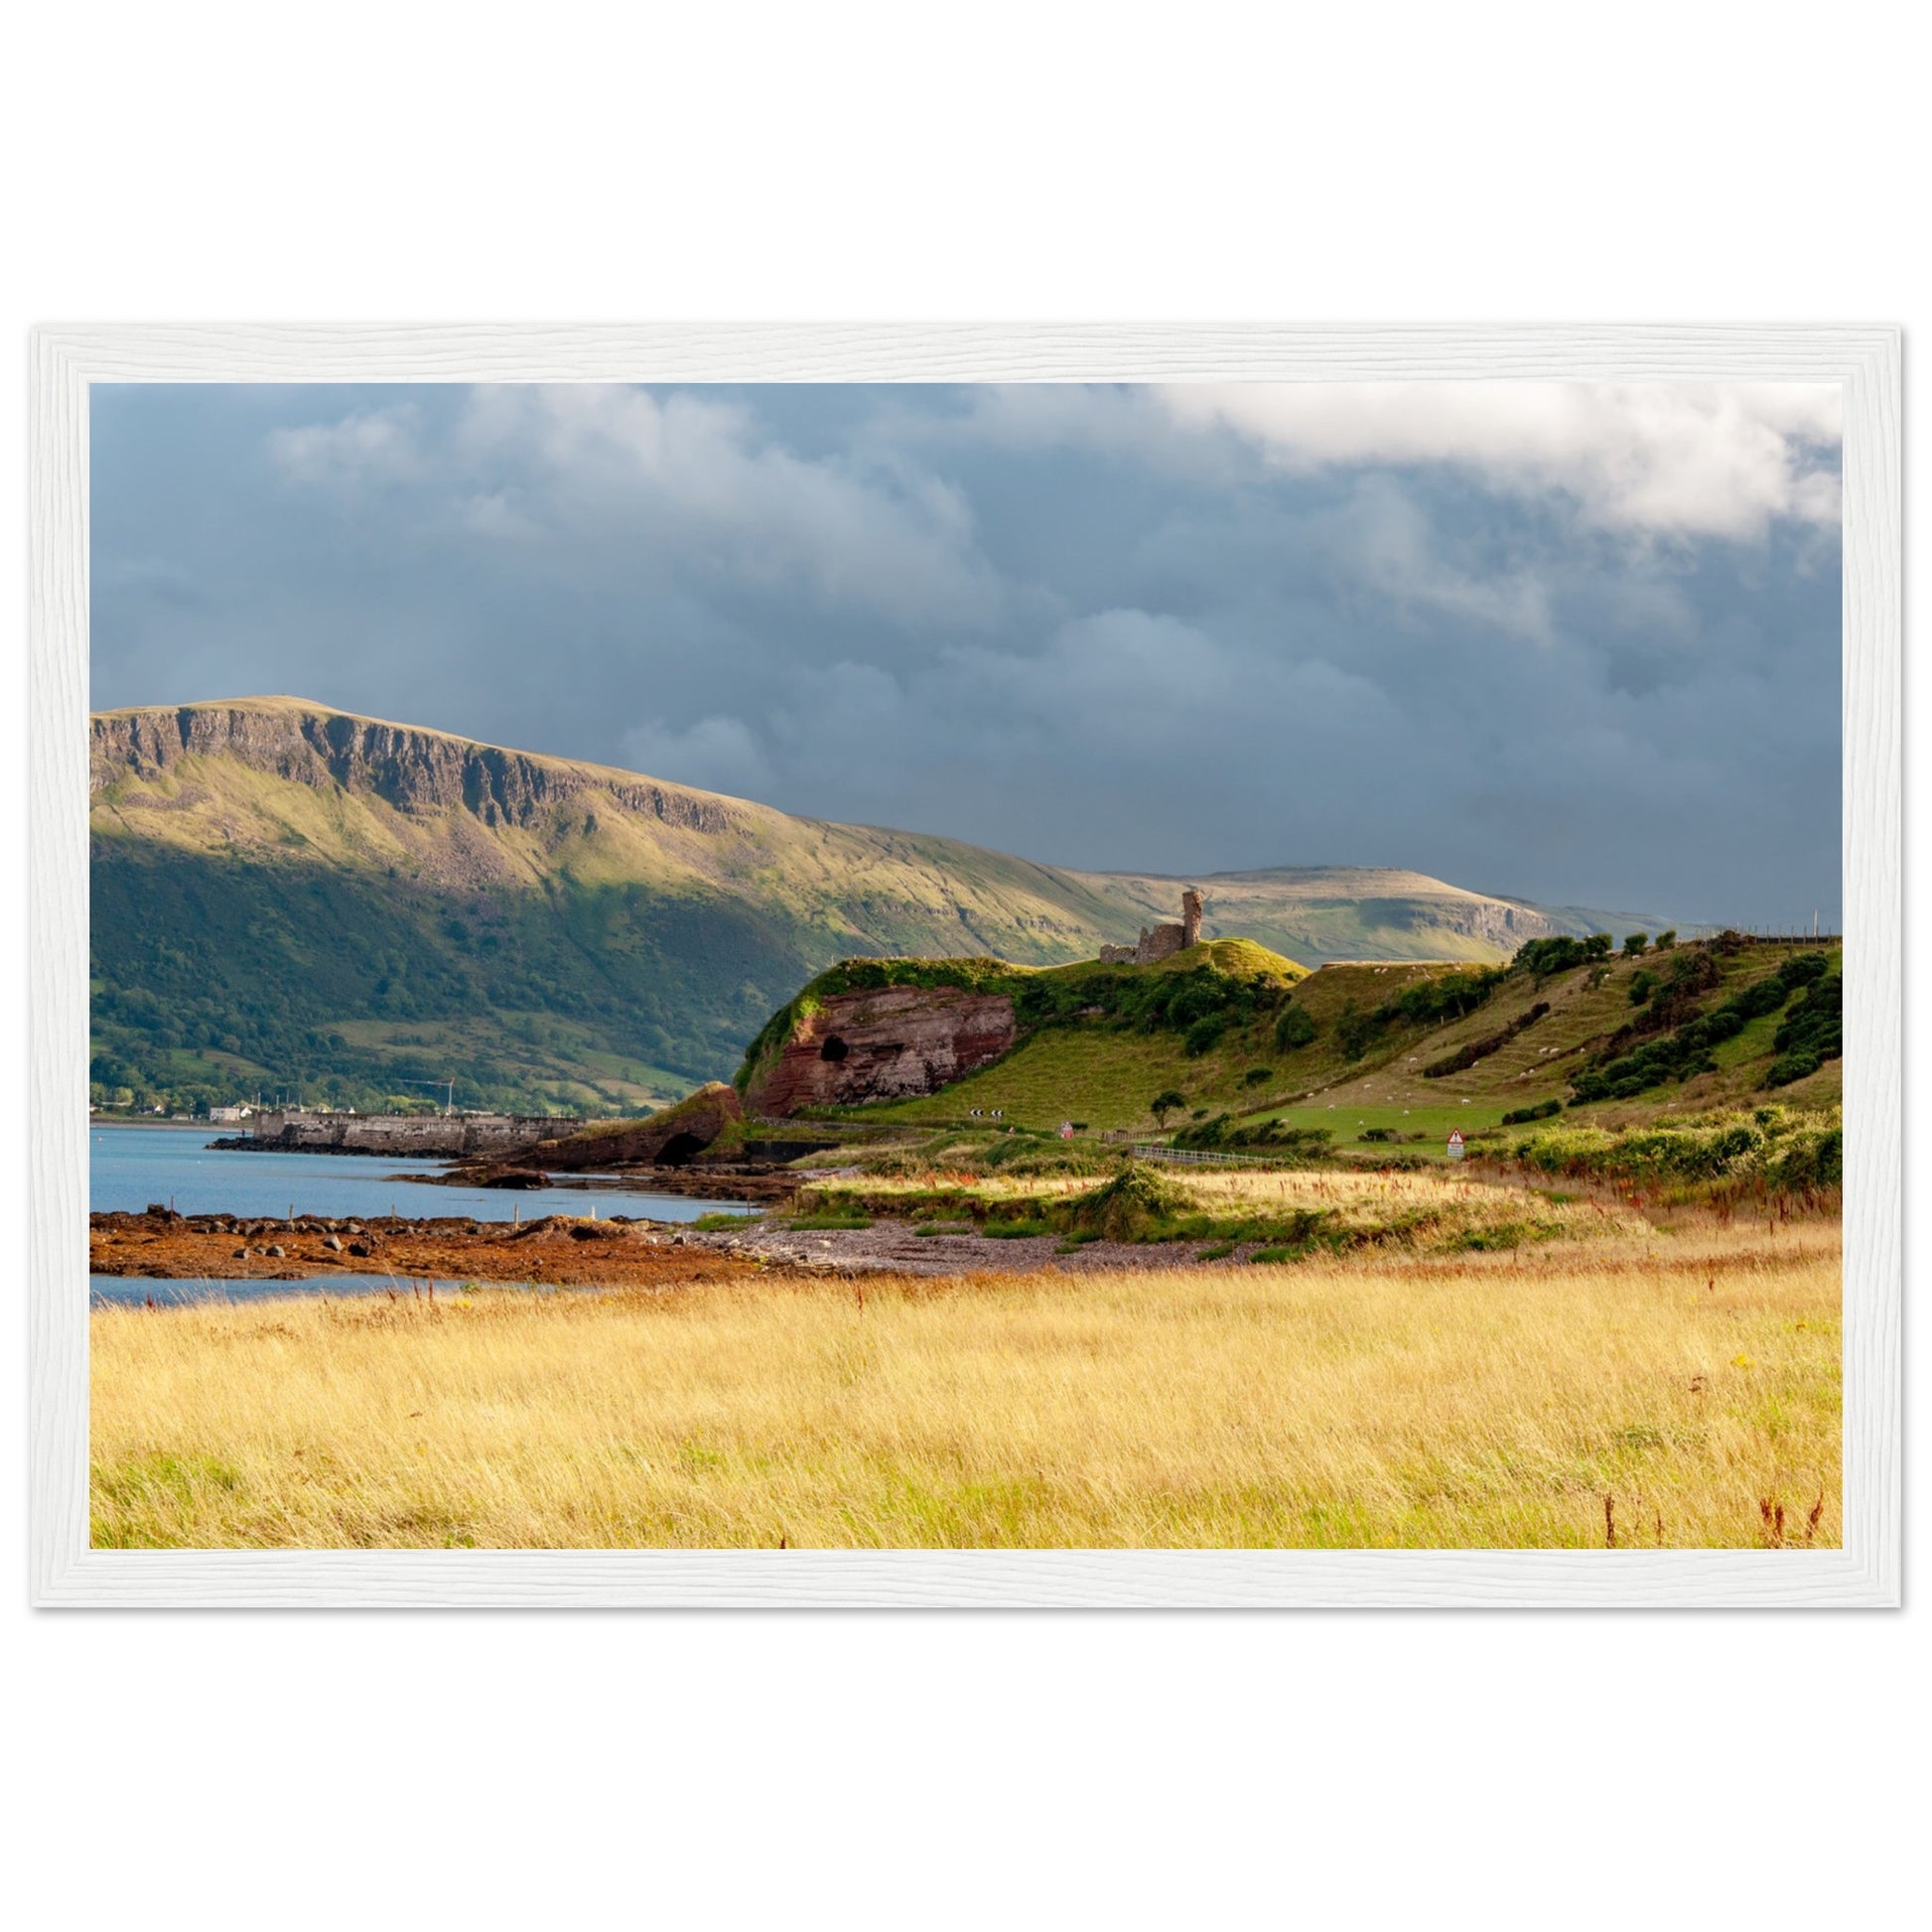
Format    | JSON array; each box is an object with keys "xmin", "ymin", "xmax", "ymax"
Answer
[{"xmin": 91, "ymin": 1221, "xmax": 1840, "ymax": 1550}]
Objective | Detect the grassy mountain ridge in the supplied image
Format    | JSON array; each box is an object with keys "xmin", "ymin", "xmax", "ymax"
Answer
[
  {"xmin": 1064, "ymin": 866, "xmax": 1641, "ymax": 965},
  {"xmin": 89, "ymin": 697, "xmax": 1679, "ymax": 1115}
]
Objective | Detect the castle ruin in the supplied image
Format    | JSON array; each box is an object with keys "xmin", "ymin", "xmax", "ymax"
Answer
[{"xmin": 1099, "ymin": 887, "xmax": 1205, "ymax": 966}]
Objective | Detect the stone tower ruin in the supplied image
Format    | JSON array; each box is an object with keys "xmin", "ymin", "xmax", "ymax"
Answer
[{"xmin": 1099, "ymin": 887, "xmax": 1208, "ymax": 966}]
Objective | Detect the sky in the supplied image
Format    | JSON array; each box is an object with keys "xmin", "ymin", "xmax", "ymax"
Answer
[{"xmin": 90, "ymin": 380, "xmax": 1843, "ymax": 927}]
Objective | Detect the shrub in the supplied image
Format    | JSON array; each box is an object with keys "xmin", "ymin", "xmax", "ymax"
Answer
[
  {"xmin": 1274, "ymin": 1005, "xmax": 1316, "ymax": 1051},
  {"xmin": 1242, "ymin": 1066, "xmax": 1274, "ymax": 1087},
  {"xmin": 1776, "ymin": 951, "xmax": 1832, "ymax": 991},
  {"xmin": 1731, "ymin": 975, "xmax": 1792, "ymax": 1021},
  {"xmin": 1668, "ymin": 949, "xmax": 1721, "ymax": 988},
  {"xmin": 1766, "ymin": 971, "xmax": 1841, "ymax": 1084},
  {"xmin": 981, "ymin": 1142, "xmax": 1118, "ymax": 1177},
  {"xmin": 1627, "ymin": 970, "xmax": 1659, "ymax": 1007},
  {"xmin": 1335, "ymin": 1001, "xmax": 1378, "ymax": 1061},
  {"xmin": 1653, "ymin": 930, "xmax": 1677, "ymax": 950},
  {"xmin": 1383, "ymin": 970, "xmax": 1506, "ymax": 1027},
  {"xmin": 1624, "ymin": 933, "xmax": 1649, "ymax": 956},
  {"xmin": 1764, "ymin": 1122, "xmax": 1841, "ymax": 1190},
  {"xmin": 1501, "ymin": 1099, "xmax": 1562, "ymax": 1126},
  {"xmin": 1182, "ymin": 1016, "xmax": 1226, "ymax": 1056},
  {"xmin": 1062, "ymin": 1164, "xmax": 1194, "ymax": 1241},
  {"xmin": 1514, "ymin": 936, "xmax": 1593, "ymax": 980}
]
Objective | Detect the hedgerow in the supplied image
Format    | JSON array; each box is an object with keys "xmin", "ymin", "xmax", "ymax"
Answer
[
  {"xmin": 1569, "ymin": 952, "xmax": 1834, "ymax": 1104},
  {"xmin": 1764, "ymin": 970, "xmax": 1842, "ymax": 1087},
  {"xmin": 1171, "ymin": 1115, "xmax": 1334, "ymax": 1159},
  {"xmin": 1507, "ymin": 1107, "xmax": 1841, "ymax": 1193},
  {"xmin": 1335, "ymin": 968, "xmax": 1508, "ymax": 1061}
]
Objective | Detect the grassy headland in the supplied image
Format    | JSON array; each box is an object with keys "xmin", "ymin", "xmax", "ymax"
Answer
[{"xmin": 798, "ymin": 937, "xmax": 1841, "ymax": 1154}]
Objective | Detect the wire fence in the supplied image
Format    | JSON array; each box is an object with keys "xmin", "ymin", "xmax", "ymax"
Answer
[
  {"xmin": 1691, "ymin": 926, "xmax": 1842, "ymax": 944},
  {"xmin": 1131, "ymin": 1144, "xmax": 1304, "ymax": 1169}
]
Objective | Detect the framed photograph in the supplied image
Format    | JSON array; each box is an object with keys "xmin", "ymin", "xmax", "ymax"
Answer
[{"xmin": 29, "ymin": 324, "xmax": 1899, "ymax": 1606}]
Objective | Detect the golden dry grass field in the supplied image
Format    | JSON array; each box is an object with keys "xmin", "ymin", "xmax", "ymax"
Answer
[{"xmin": 90, "ymin": 1216, "xmax": 1840, "ymax": 1550}]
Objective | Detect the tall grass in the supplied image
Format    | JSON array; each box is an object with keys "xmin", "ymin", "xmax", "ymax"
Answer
[
  {"xmin": 803, "ymin": 1163, "xmax": 1653, "ymax": 1253},
  {"xmin": 91, "ymin": 1222, "xmax": 1840, "ymax": 1550}
]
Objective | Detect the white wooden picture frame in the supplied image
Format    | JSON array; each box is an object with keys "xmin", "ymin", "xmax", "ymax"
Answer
[{"xmin": 30, "ymin": 324, "xmax": 1901, "ymax": 1607}]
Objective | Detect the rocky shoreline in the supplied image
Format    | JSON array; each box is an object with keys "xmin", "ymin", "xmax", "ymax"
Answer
[
  {"xmin": 89, "ymin": 1202, "xmax": 1240, "ymax": 1286},
  {"xmin": 89, "ymin": 1206, "xmax": 760, "ymax": 1290},
  {"xmin": 434, "ymin": 1161, "xmax": 806, "ymax": 1203}
]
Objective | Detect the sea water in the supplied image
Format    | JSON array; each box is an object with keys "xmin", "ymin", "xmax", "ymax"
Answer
[
  {"xmin": 89, "ymin": 1122, "xmax": 759, "ymax": 1225},
  {"xmin": 89, "ymin": 1273, "xmax": 489, "ymax": 1307}
]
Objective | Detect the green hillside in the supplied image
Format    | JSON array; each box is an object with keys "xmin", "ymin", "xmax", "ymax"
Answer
[
  {"xmin": 88, "ymin": 697, "xmax": 1683, "ymax": 1117},
  {"xmin": 834, "ymin": 936, "xmax": 1842, "ymax": 1155}
]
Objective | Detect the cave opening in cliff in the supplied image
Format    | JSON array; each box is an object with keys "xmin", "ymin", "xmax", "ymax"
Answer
[
  {"xmin": 656, "ymin": 1132, "xmax": 707, "ymax": 1167},
  {"xmin": 819, "ymin": 1036, "xmax": 849, "ymax": 1062}
]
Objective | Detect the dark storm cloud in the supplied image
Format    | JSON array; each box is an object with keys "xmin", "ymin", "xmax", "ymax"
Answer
[{"xmin": 90, "ymin": 380, "xmax": 1842, "ymax": 926}]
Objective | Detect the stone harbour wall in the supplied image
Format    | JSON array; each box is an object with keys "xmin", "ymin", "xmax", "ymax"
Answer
[{"xmin": 233, "ymin": 1111, "xmax": 565, "ymax": 1158}]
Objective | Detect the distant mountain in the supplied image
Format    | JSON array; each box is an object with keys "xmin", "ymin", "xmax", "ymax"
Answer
[
  {"xmin": 87, "ymin": 698, "xmax": 1673, "ymax": 1114},
  {"xmin": 1067, "ymin": 867, "xmax": 1660, "ymax": 969}
]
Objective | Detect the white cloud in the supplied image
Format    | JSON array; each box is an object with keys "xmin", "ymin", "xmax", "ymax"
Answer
[
  {"xmin": 270, "ymin": 405, "xmax": 423, "ymax": 487},
  {"xmin": 1158, "ymin": 380, "xmax": 1842, "ymax": 538},
  {"xmin": 458, "ymin": 385, "xmax": 1002, "ymax": 627}
]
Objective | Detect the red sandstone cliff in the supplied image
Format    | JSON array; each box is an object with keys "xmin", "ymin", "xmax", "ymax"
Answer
[{"xmin": 742, "ymin": 986, "xmax": 1017, "ymax": 1115}]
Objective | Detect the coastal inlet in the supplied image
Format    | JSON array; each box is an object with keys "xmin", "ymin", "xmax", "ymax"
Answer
[{"xmin": 89, "ymin": 1122, "xmax": 764, "ymax": 1225}]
